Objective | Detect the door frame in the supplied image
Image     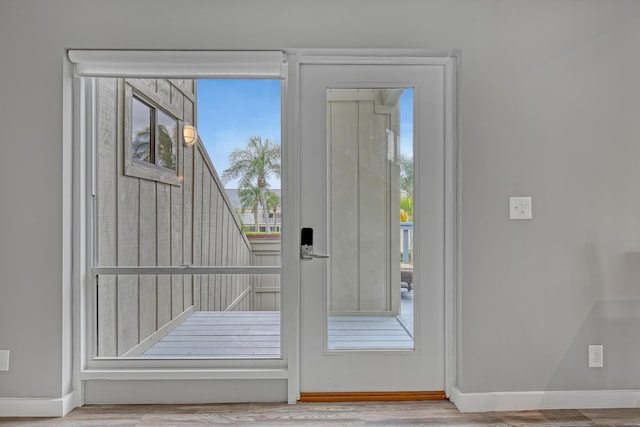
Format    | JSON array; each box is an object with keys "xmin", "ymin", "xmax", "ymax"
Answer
[
  {"xmin": 286, "ymin": 50, "xmax": 459, "ymax": 402},
  {"xmin": 66, "ymin": 49, "xmax": 458, "ymax": 407}
]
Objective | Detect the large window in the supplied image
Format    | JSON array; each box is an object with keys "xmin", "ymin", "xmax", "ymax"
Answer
[
  {"xmin": 68, "ymin": 50, "xmax": 287, "ymax": 371},
  {"xmin": 90, "ymin": 76, "xmax": 283, "ymax": 361}
]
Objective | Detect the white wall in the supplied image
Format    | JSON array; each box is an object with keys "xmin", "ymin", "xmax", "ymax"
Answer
[{"xmin": 1, "ymin": 0, "xmax": 640, "ymax": 405}]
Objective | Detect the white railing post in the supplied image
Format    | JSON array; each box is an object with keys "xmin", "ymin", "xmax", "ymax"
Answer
[{"xmin": 401, "ymin": 222, "xmax": 413, "ymax": 264}]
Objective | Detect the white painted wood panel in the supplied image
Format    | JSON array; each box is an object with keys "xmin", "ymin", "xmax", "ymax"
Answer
[
  {"xmin": 247, "ymin": 237, "xmax": 280, "ymax": 311},
  {"xmin": 214, "ymin": 186, "xmax": 224, "ymax": 311},
  {"xmin": 358, "ymin": 100, "xmax": 389, "ymax": 312},
  {"xmin": 156, "ymin": 183, "xmax": 172, "ymax": 327},
  {"xmin": 192, "ymin": 150, "xmax": 203, "ymax": 310},
  {"xmin": 96, "ymin": 78, "xmax": 118, "ymax": 357},
  {"xmin": 116, "ymin": 177, "xmax": 140, "ymax": 355},
  {"xmin": 117, "ymin": 81, "xmax": 141, "ymax": 355},
  {"xmin": 139, "ymin": 179, "xmax": 157, "ymax": 339},
  {"xmin": 328, "ymin": 91, "xmax": 400, "ymax": 315},
  {"xmin": 220, "ymin": 187, "xmax": 229, "ymax": 309},
  {"xmin": 210, "ymin": 186, "xmax": 221, "ymax": 311},
  {"xmin": 200, "ymin": 172, "xmax": 211, "ymax": 310},
  {"xmin": 329, "ymin": 101, "xmax": 359, "ymax": 312},
  {"xmin": 170, "ymin": 176, "xmax": 183, "ymax": 319},
  {"xmin": 181, "ymin": 145, "xmax": 193, "ymax": 311}
]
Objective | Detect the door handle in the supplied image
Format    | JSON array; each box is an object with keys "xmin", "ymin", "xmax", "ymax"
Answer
[
  {"xmin": 300, "ymin": 227, "xmax": 330, "ymax": 261},
  {"xmin": 301, "ymin": 244, "xmax": 330, "ymax": 261}
]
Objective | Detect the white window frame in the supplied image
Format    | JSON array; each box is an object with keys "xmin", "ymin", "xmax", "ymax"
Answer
[
  {"xmin": 124, "ymin": 81, "xmax": 183, "ymax": 185},
  {"xmin": 68, "ymin": 51, "xmax": 293, "ymax": 385}
]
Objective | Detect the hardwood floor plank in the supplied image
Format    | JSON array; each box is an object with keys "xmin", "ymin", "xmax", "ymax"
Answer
[
  {"xmin": 4, "ymin": 402, "xmax": 640, "ymax": 426},
  {"xmin": 579, "ymin": 407, "xmax": 640, "ymax": 425},
  {"xmin": 491, "ymin": 409, "xmax": 593, "ymax": 426}
]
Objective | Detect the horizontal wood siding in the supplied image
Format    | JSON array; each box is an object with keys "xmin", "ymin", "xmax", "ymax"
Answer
[{"xmin": 95, "ymin": 78, "xmax": 252, "ymax": 357}]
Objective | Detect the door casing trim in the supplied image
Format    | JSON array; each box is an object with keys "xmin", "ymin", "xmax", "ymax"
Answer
[{"xmin": 287, "ymin": 49, "xmax": 459, "ymax": 403}]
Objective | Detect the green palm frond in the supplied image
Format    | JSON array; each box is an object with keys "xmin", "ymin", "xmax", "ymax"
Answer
[
  {"xmin": 399, "ymin": 153, "xmax": 413, "ymax": 196},
  {"xmin": 222, "ymin": 136, "xmax": 281, "ymax": 233}
]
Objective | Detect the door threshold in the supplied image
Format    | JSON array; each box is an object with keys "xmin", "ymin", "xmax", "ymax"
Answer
[{"xmin": 298, "ymin": 391, "xmax": 447, "ymax": 402}]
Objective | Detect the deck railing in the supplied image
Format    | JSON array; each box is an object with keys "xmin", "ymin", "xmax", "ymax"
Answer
[{"xmin": 401, "ymin": 222, "xmax": 414, "ymax": 264}]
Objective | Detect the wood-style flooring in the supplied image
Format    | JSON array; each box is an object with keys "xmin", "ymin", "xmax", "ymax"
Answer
[{"xmin": 2, "ymin": 401, "xmax": 640, "ymax": 426}]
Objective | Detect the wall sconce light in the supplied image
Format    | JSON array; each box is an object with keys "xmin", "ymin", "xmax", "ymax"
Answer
[{"xmin": 183, "ymin": 123, "xmax": 198, "ymax": 147}]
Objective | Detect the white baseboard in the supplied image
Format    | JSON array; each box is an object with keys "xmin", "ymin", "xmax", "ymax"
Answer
[
  {"xmin": 0, "ymin": 390, "xmax": 79, "ymax": 417},
  {"xmin": 450, "ymin": 386, "xmax": 640, "ymax": 413}
]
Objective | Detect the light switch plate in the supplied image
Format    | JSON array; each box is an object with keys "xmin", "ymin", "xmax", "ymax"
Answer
[
  {"xmin": 509, "ymin": 197, "xmax": 532, "ymax": 220},
  {"xmin": 0, "ymin": 350, "xmax": 9, "ymax": 371}
]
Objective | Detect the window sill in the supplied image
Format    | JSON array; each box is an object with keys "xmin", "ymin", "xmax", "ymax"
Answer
[{"xmin": 125, "ymin": 160, "xmax": 181, "ymax": 186}]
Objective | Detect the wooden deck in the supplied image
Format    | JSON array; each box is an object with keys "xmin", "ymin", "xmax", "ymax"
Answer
[
  {"xmin": 142, "ymin": 312, "xmax": 281, "ymax": 358},
  {"xmin": 143, "ymin": 291, "xmax": 414, "ymax": 357},
  {"xmin": 328, "ymin": 316, "xmax": 413, "ymax": 350},
  {"xmin": 329, "ymin": 291, "xmax": 414, "ymax": 350}
]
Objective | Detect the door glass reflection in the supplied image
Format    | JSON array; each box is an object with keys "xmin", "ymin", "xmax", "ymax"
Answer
[{"xmin": 326, "ymin": 88, "xmax": 414, "ymax": 350}]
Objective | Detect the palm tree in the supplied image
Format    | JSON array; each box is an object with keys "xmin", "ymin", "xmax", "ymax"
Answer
[
  {"xmin": 156, "ymin": 124, "xmax": 176, "ymax": 170},
  {"xmin": 400, "ymin": 195, "xmax": 413, "ymax": 222},
  {"xmin": 399, "ymin": 153, "xmax": 413, "ymax": 196},
  {"xmin": 265, "ymin": 191, "xmax": 281, "ymax": 229},
  {"xmin": 238, "ymin": 186, "xmax": 261, "ymax": 232},
  {"xmin": 222, "ymin": 137, "xmax": 281, "ymax": 233},
  {"xmin": 132, "ymin": 127, "xmax": 152, "ymax": 163},
  {"xmin": 399, "ymin": 153, "xmax": 414, "ymax": 222},
  {"xmin": 132, "ymin": 125, "xmax": 176, "ymax": 170}
]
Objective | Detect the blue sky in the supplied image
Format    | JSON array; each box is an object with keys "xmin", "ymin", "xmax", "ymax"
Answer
[
  {"xmin": 399, "ymin": 88, "xmax": 414, "ymax": 157},
  {"xmin": 197, "ymin": 80, "xmax": 281, "ymax": 188},
  {"xmin": 196, "ymin": 81, "xmax": 413, "ymax": 189}
]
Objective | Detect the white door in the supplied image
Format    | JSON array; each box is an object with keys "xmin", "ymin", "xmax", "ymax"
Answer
[{"xmin": 297, "ymin": 59, "xmax": 447, "ymax": 394}]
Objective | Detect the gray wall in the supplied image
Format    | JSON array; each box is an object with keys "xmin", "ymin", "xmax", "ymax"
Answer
[{"xmin": 1, "ymin": 0, "xmax": 640, "ymax": 401}]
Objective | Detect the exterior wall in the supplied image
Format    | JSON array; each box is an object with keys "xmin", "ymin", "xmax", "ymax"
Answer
[
  {"xmin": 248, "ymin": 235, "xmax": 282, "ymax": 311},
  {"xmin": 95, "ymin": 78, "xmax": 251, "ymax": 357},
  {"xmin": 1, "ymin": 0, "xmax": 640, "ymax": 407},
  {"xmin": 193, "ymin": 143, "xmax": 253, "ymax": 314},
  {"xmin": 327, "ymin": 89, "xmax": 401, "ymax": 316}
]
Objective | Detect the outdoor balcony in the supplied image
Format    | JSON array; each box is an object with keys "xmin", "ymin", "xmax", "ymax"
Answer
[{"xmin": 139, "ymin": 288, "xmax": 414, "ymax": 358}]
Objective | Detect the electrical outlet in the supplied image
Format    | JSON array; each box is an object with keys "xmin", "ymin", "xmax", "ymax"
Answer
[
  {"xmin": 588, "ymin": 345, "xmax": 603, "ymax": 368},
  {"xmin": 0, "ymin": 350, "xmax": 9, "ymax": 371},
  {"xmin": 509, "ymin": 197, "xmax": 532, "ymax": 220}
]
